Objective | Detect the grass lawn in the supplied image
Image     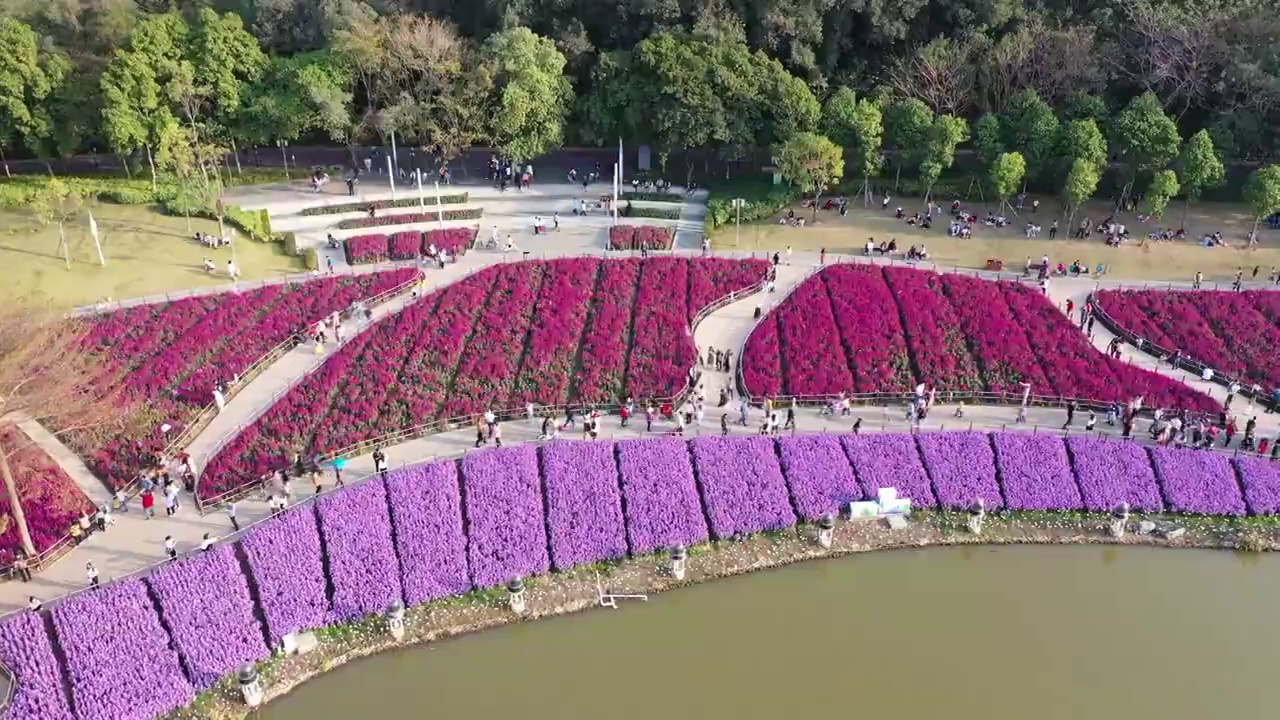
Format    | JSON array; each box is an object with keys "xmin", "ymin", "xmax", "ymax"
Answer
[
  {"xmin": 712, "ymin": 195, "xmax": 1280, "ymax": 284},
  {"xmin": 1, "ymin": 202, "xmax": 305, "ymax": 308}
]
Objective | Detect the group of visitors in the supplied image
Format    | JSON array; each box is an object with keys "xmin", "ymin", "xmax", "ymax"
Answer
[{"xmin": 490, "ymin": 155, "xmax": 533, "ymax": 191}]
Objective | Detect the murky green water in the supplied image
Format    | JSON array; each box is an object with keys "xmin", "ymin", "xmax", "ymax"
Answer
[{"xmin": 263, "ymin": 546, "xmax": 1280, "ymax": 720}]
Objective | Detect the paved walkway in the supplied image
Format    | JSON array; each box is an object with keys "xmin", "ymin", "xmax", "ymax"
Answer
[{"xmin": 3, "ymin": 193, "xmax": 1275, "ymax": 613}]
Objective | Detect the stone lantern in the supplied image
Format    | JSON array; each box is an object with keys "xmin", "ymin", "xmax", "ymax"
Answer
[
  {"xmin": 817, "ymin": 513, "xmax": 836, "ymax": 549},
  {"xmin": 386, "ymin": 599, "xmax": 406, "ymax": 641},
  {"xmin": 507, "ymin": 577, "xmax": 527, "ymax": 615},
  {"xmin": 670, "ymin": 545, "xmax": 688, "ymax": 580},
  {"xmin": 967, "ymin": 498, "xmax": 986, "ymax": 535},
  {"xmin": 238, "ymin": 664, "xmax": 263, "ymax": 708},
  {"xmin": 1109, "ymin": 502, "xmax": 1130, "ymax": 538}
]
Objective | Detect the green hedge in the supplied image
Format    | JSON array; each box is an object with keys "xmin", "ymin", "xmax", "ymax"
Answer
[
  {"xmin": 224, "ymin": 207, "xmax": 273, "ymax": 242},
  {"xmin": 622, "ymin": 203, "xmax": 681, "ymax": 220},
  {"xmin": 334, "ymin": 208, "xmax": 483, "ymax": 230},
  {"xmin": 621, "ymin": 190, "xmax": 683, "ymax": 202},
  {"xmin": 280, "ymin": 232, "xmax": 300, "ymax": 255},
  {"xmin": 0, "ymin": 170, "xmax": 291, "ymax": 210},
  {"xmin": 705, "ymin": 186, "xmax": 796, "ymax": 232},
  {"xmin": 298, "ymin": 194, "xmax": 469, "ymax": 217},
  {"xmin": 304, "ymin": 247, "xmax": 319, "ymax": 270}
]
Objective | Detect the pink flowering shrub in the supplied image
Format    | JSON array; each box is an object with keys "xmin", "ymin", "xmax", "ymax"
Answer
[
  {"xmin": 609, "ymin": 225, "xmax": 673, "ymax": 250},
  {"xmin": 0, "ymin": 425, "xmax": 95, "ymax": 567},
  {"xmin": 345, "ymin": 234, "xmax": 390, "ymax": 264}
]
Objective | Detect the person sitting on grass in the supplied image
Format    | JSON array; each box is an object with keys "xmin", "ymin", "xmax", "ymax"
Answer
[{"xmin": 203, "ymin": 257, "xmax": 216, "ymax": 274}]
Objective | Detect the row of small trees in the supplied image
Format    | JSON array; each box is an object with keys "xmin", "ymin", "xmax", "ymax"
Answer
[{"xmin": 770, "ymin": 88, "xmax": 1280, "ymax": 234}]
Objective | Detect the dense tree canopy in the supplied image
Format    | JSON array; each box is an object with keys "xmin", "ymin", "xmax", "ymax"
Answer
[{"xmin": 0, "ymin": 0, "xmax": 1278, "ymax": 206}]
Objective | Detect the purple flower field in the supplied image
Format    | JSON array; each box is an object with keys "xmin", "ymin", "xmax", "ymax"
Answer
[
  {"xmin": 777, "ymin": 434, "xmax": 862, "ymax": 520},
  {"xmin": 541, "ymin": 441, "xmax": 629, "ymax": 569},
  {"xmin": 690, "ymin": 436, "xmax": 796, "ymax": 537},
  {"xmin": 1151, "ymin": 446, "xmax": 1246, "ymax": 515},
  {"xmin": 316, "ymin": 480, "xmax": 404, "ymax": 620},
  {"xmin": 8, "ymin": 432, "xmax": 1275, "ymax": 714},
  {"xmin": 146, "ymin": 545, "xmax": 269, "ymax": 688},
  {"xmin": 991, "ymin": 433, "xmax": 1082, "ymax": 511},
  {"xmin": 1065, "ymin": 436, "xmax": 1164, "ymax": 512},
  {"xmin": 240, "ymin": 504, "xmax": 330, "ymax": 645},
  {"xmin": 384, "ymin": 462, "xmax": 472, "ymax": 604},
  {"xmin": 916, "ymin": 432, "xmax": 1004, "ymax": 509},
  {"xmin": 52, "ymin": 580, "xmax": 194, "ymax": 720},
  {"xmin": 461, "ymin": 446, "xmax": 550, "ymax": 587}
]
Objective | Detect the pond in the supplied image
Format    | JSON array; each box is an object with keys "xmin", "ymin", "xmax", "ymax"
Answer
[{"xmin": 263, "ymin": 546, "xmax": 1280, "ymax": 720}]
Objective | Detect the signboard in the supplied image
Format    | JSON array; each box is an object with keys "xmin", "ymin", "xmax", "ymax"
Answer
[{"xmin": 849, "ymin": 501, "xmax": 880, "ymax": 519}]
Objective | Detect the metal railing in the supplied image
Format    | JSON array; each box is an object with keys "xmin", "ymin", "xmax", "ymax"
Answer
[{"xmin": 192, "ymin": 276, "xmax": 766, "ymax": 510}]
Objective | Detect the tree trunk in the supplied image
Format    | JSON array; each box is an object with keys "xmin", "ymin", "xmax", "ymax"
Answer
[
  {"xmin": 863, "ymin": 175, "xmax": 871, "ymax": 207},
  {"xmin": 59, "ymin": 222, "xmax": 71, "ymax": 270},
  {"xmin": 0, "ymin": 448, "xmax": 36, "ymax": 559},
  {"xmin": 0, "ymin": 147, "xmax": 9, "ymax": 178},
  {"xmin": 230, "ymin": 139, "xmax": 243, "ymax": 175},
  {"xmin": 1181, "ymin": 197, "xmax": 1190, "ymax": 232},
  {"xmin": 120, "ymin": 153, "xmax": 132, "ymax": 179},
  {"xmin": 812, "ymin": 190, "xmax": 821, "ymax": 223},
  {"xmin": 894, "ymin": 162, "xmax": 902, "ymax": 193},
  {"xmin": 146, "ymin": 145, "xmax": 157, "ymax": 192}
]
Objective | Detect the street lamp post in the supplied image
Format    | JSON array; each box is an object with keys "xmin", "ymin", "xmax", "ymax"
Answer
[{"xmin": 277, "ymin": 140, "xmax": 289, "ymax": 180}]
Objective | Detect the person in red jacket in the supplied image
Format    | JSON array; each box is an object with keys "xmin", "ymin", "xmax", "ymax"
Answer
[{"xmin": 141, "ymin": 490, "xmax": 155, "ymax": 519}]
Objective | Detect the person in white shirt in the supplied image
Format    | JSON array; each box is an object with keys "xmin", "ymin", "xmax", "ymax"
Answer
[
  {"xmin": 226, "ymin": 260, "xmax": 239, "ymax": 280},
  {"xmin": 199, "ymin": 533, "xmax": 217, "ymax": 552},
  {"xmin": 164, "ymin": 535, "xmax": 177, "ymax": 560},
  {"xmin": 86, "ymin": 562, "xmax": 99, "ymax": 587}
]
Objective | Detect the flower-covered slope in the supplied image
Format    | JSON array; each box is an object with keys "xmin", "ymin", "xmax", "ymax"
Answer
[
  {"xmin": 199, "ymin": 257, "xmax": 767, "ymax": 501},
  {"xmin": 0, "ymin": 425, "xmax": 95, "ymax": 568},
  {"xmin": 742, "ymin": 264, "xmax": 1218, "ymax": 411}
]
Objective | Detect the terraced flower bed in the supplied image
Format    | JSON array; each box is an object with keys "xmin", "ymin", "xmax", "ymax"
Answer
[
  {"xmin": 199, "ymin": 257, "xmax": 767, "ymax": 501},
  {"xmin": 608, "ymin": 225, "xmax": 673, "ymax": 251},
  {"xmin": 75, "ymin": 269, "xmax": 419, "ymax": 489},
  {"xmin": 298, "ymin": 193, "xmax": 469, "ymax": 217},
  {"xmin": 0, "ymin": 425, "xmax": 95, "ymax": 568},
  {"xmin": 1, "ymin": 431, "xmax": 1271, "ymax": 720},
  {"xmin": 346, "ymin": 228, "xmax": 477, "ymax": 264},
  {"xmin": 1094, "ymin": 289, "xmax": 1280, "ymax": 393},
  {"xmin": 742, "ymin": 264, "xmax": 1218, "ymax": 411}
]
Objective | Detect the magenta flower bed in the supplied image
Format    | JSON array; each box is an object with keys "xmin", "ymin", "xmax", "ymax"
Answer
[
  {"xmin": 626, "ymin": 257, "xmax": 695, "ymax": 398},
  {"xmin": 424, "ymin": 226, "xmax": 476, "ymax": 255},
  {"xmin": 52, "ymin": 580, "xmax": 195, "ymax": 720},
  {"xmin": 991, "ymin": 433, "xmax": 1082, "ymax": 510},
  {"xmin": 1235, "ymin": 456, "xmax": 1280, "ymax": 515},
  {"xmin": 0, "ymin": 612, "xmax": 75, "ymax": 720},
  {"xmin": 616, "ymin": 437, "xmax": 708, "ymax": 554},
  {"xmin": 609, "ymin": 225, "xmax": 673, "ymax": 250},
  {"xmin": 444, "ymin": 263, "xmax": 546, "ymax": 417},
  {"xmin": 345, "ymin": 233, "xmax": 390, "ymax": 264},
  {"xmin": 1150, "ymin": 446, "xmax": 1246, "ymax": 515},
  {"xmin": 511, "ymin": 259, "xmax": 599, "ymax": 405},
  {"xmin": 316, "ymin": 480, "xmax": 404, "ymax": 620},
  {"xmin": 198, "ymin": 258, "xmax": 787, "ymax": 501},
  {"xmin": 575, "ymin": 258, "xmax": 642, "ymax": 404},
  {"xmin": 822, "ymin": 265, "xmax": 914, "ymax": 392},
  {"xmin": 840, "ymin": 433, "xmax": 936, "ymax": 507},
  {"xmin": 690, "ymin": 436, "xmax": 795, "ymax": 537},
  {"xmin": 775, "ymin": 274, "xmax": 854, "ymax": 396},
  {"xmin": 240, "ymin": 505, "xmax": 330, "ymax": 645},
  {"xmin": 1065, "ymin": 436, "xmax": 1164, "ymax": 512},
  {"xmin": 1096, "ymin": 289, "xmax": 1280, "ymax": 391},
  {"xmin": 461, "ymin": 446, "xmax": 550, "ymax": 587},
  {"xmin": 81, "ymin": 268, "xmax": 417, "ymax": 490},
  {"xmin": 942, "ymin": 273, "xmax": 1051, "ymax": 393},
  {"xmin": 541, "ymin": 441, "xmax": 628, "ymax": 568},
  {"xmin": 883, "ymin": 267, "xmax": 984, "ymax": 392},
  {"xmin": 384, "ymin": 461, "xmax": 472, "ymax": 604},
  {"xmin": 686, "ymin": 258, "xmax": 768, "ymax": 322},
  {"xmin": 0, "ymin": 425, "xmax": 94, "ymax": 568},
  {"xmin": 917, "ymin": 432, "xmax": 1003, "ymax": 509},
  {"xmin": 742, "ymin": 265, "xmax": 1218, "ymax": 410},
  {"xmin": 389, "ymin": 231, "xmax": 422, "ymax": 260},
  {"xmin": 147, "ymin": 544, "xmax": 269, "ymax": 688},
  {"xmin": 777, "ymin": 434, "xmax": 861, "ymax": 520}
]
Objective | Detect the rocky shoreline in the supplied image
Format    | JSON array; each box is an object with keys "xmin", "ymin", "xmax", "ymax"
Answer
[{"xmin": 167, "ymin": 510, "xmax": 1275, "ymax": 719}]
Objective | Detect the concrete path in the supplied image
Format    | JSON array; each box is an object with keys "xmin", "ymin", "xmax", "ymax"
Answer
[
  {"xmin": 4, "ymin": 190, "xmax": 1274, "ymax": 614},
  {"xmin": 15, "ymin": 419, "xmax": 113, "ymax": 509}
]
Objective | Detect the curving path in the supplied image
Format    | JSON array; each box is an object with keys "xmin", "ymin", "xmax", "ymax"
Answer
[{"xmin": 3, "ymin": 210, "xmax": 1271, "ymax": 613}]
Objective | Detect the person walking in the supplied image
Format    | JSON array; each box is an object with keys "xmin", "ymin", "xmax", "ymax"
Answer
[
  {"xmin": 1063, "ymin": 401, "xmax": 1077, "ymax": 429},
  {"xmin": 86, "ymin": 562, "xmax": 99, "ymax": 588},
  {"xmin": 645, "ymin": 404, "xmax": 655, "ymax": 432},
  {"xmin": 13, "ymin": 552, "xmax": 31, "ymax": 582},
  {"xmin": 373, "ymin": 448, "xmax": 387, "ymax": 478},
  {"xmin": 141, "ymin": 489, "xmax": 155, "ymax": 519},
  {"xmin": 475, "ymin": 417, "xmax": 487, "ymax": 448},
  {"xmin": 721, "ymin": 413, "xmax": 730, "ymax": 436},
  {"xmin": 163, "ymin": 487, "xmax": 177, "ymax": 517},
  {"xmin": 164, "ymin": 535, "xmax": 177, "ymax": 560},
  {"xmin": 226, "ymin": 501, "xmax": 240, "ymax": 531},
  {"xmin": 332, "ymin": 456, "xmax": 346, "ymax": 487},
  {"xmin": 784, "ymin": 406, "xmax": 796, "ymax": 431},
  {"xmin": 493, "ymin": 422, "xmax": 504, "ymax": 448},
  {"xmin": 199, "ymin": 533, "xmax": 216, "ymax": 552}
]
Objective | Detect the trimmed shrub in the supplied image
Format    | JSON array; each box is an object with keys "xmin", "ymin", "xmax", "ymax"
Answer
[{"xmin": 335, "ymin": 207, "xmax": 482, "ymax": 230}]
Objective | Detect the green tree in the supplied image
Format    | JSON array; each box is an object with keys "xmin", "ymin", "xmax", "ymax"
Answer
[
  {"xmin": 1062, "ymin": 158, "xmax": 1101, "ymax": 226},
  {"xmin": 972, "ymin": 113, "xmax": 1003, "ymax": 170},
  {"xmin": 882, "ymin": 98, "xmax": 932, "ymax": 192},
  {"xmin": 756, "ymin": 53, "xmax": 819, "ymax": 145},
  {"xmin": 990, "ymin": 151, "xmax": 1026, "ymax": 214},
  {"xmin": 1111, "ymin": 92, "xmax": 1182, "ymax": 202},
  {"xmin": 774, "ymin": 132, "xmax": 844, "ymax": 222},
  {"xmin": 998, "ymin": 89, "xmax": 1059, "ymax": 186},
  {"xmin": 1146, "ymin": 169, "xmax": 1180, "ymax": 220},
  {"xmin": 0, "ymin": 18, "xmax": 70, "ymax": 175},
  {"xmin": 483, "ymin": 27, "xmax": 572, "ymax": 161},
  {"xmin": 823, "ymin": 87, "xmax": 882, "ymax": 205},
  {"xmin": 919, "ymin": 114, "xmax": 968, "ymax": 204},
  {"xmin": 1063, "ymin": 91, "xmax": 1106, "ymax": 123},
  {"xmin": 101, "ymin": 46, "xmax": 171, "ymax": 188},
  {"xmin": 238, "ymin": 52, "xmax": 353, "ymax": 148},
  {"xmin": 1178, "ymin": 129, "xmax": 1225, "ymax": 225},
  {"xmin": 1243, "ymin": 165, "xmax": 1280, "ymax": 239},
  {"xmin": 1056, "ymin": 119, "xmax": 1107, "ymax": 173}
]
